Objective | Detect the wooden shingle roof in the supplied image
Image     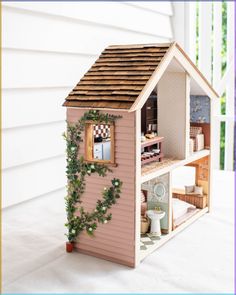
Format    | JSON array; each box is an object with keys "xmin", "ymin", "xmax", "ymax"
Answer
[{"xmin": 63, "ymin": 43, "xmax": 172, "ymax": 110}]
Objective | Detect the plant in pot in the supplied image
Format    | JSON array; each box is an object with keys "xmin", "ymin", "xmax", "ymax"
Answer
[
  {"xmin": 65, "ymin": 225, "xmax": 77, "ymax": 253},
  {"xmin": 66, "ymin": 241, "xmax": 74, "ymax": 253}
]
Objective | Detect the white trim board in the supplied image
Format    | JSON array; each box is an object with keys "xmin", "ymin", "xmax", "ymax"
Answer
[{"xmin": 134, "ymin": 109, "xmax": 142, "ymax": 267}]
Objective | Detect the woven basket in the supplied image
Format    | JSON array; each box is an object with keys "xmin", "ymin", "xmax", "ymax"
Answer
[
  {"xmin": 141, "ymin": 216, "xmax": 150, "ymax": 234},
  {"xmin": 173, "ymin": 193, "xmax": 207, "ymax": 209}
]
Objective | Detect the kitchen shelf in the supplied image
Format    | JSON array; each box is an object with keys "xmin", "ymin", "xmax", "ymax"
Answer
[
  {"xmin": 141, "ymin": 136, "xmax": 164, "ymax": 165},
  {"xmin": 141, "ymin": 136, "xmax": 164, "ymax": 149},
  {"xmin": 141, "ymin": 153, "xmax": 164, "ymax": 165}
]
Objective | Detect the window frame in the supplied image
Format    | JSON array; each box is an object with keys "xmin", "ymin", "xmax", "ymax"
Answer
[{"xmin": 84, "ymin": 120, "xmax": 116, "ymax": 165}]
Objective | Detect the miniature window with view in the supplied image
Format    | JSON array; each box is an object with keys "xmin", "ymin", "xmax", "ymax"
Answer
[{"xmin": 85, "ymin": 122, "xmax": 115, "ymax": 164}]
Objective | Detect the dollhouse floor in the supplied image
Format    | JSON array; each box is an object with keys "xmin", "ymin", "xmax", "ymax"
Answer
[
  {"xmin": 141, "ymin": 150, "xmax": 210, "ymax": 177},
  {"xmin": 140, "ymin": 233, "xmax": 166, "ymax": 251},
  {"xmin": 141, "ymin": 157, "xmax": 178, "ymax": 176}
]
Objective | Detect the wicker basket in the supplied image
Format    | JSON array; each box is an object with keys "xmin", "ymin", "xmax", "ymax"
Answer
[
  {"xmin": 141, "ymin": 216, "xmax": 150, "ymax": 234},
  {"xmin": 173, "ymin": 192, "xmax": 207, "ymax": 209}
]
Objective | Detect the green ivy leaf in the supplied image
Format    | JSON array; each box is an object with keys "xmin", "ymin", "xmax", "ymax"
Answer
[{"xmin": 64, "ymin": 110, "xmax": 122, "ymax": 243}]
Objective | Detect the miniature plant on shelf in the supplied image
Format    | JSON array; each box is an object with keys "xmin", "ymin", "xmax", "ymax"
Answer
[{"xmin": 63, "ymin": 110, "xmax": 122, "ymax": 250}]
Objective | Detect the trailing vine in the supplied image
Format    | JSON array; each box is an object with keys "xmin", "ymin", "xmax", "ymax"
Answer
[{"xmin": 63, "ymin": 110, "xmax": 122, "ymax": 242}]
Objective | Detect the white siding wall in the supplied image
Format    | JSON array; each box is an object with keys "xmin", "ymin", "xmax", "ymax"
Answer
[{"xmin": 2, "ymin": 2, "xmax": 173, "ymax": 207}]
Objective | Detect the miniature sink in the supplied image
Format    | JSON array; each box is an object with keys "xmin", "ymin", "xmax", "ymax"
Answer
[{"xmin": 147, "ymin": 210, "xmax": 166, "ymax": 236}]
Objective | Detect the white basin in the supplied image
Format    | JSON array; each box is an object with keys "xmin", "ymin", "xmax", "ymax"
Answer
[{"xmin": 147, "ymin": 209, "xmax": 166, "ymax": 236}]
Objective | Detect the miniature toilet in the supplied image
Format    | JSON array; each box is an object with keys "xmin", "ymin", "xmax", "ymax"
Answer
[{"xmin": 147, "ymin": 209, "xmax": 166, "ymax": 236}]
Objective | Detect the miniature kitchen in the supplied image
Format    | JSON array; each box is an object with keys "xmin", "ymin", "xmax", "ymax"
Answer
[
  {"xmin": 141, "ymin": 91, "xmax": 164, "ymax": 165},
  {"xmin": 93, "ymin": 124, "xmax": 111, "ymax": 161}
]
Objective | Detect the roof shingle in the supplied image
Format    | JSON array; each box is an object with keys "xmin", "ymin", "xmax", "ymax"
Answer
[{"xmin": 63, "ymin": 43, "xmax": 172, "ymax": 109}]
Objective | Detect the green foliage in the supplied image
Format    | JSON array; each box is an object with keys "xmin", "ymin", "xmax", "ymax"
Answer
[
  {"xmin": 81, "ymin": 109, "xmax": 122, "ymax": 123},
  {"xmin": 220, "ymin": 1, "xmax": 227, "ymax": 169},
  {"xmin": 220, "ymin": 122, "xmax": 226, "ymax": 170},
  {"xmin": 64, "ymin": 110, "xmax": 122, "ymax": 242},
  {"xmin": 221, "ymin": 1, "xmax": 227, "ymax": 76},
  {"xmin": 196, "ymin": 2, "xmax": 199, "ymax": 66}
]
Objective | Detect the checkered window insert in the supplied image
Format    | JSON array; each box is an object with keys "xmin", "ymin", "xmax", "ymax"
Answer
[{"xmin": 93, "ymin": 124, "xmax": 110, "ymax": 138}]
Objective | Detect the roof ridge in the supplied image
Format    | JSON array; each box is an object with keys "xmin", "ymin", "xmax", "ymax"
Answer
[{"xmin": 107, "ymin": 42, "xmax": 173, "ymax": 49}]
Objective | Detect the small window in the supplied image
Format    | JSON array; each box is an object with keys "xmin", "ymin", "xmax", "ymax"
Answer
[{"xmin": 85, "ymin": 122, "xmax": 115, "ymax": 164}]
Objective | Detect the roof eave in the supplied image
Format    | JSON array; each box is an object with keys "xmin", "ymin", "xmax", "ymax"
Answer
[
  {"xmin": 174, "ymin": 43, "xmax": 219, "ymax": 99},
  {"xmin": 63, "ymin": 101, "xmax": 130, "ymax": 111}
]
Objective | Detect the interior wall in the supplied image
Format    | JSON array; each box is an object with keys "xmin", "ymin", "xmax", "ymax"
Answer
[
  {"xmin": 157, "ymin": 72, "xmax": 189, "ymax": 159},
  {"xmin": 186, "ymin": 156, "xmax": 209, "ymax": 195},
  {"xmin": 171, "ymin": 166, "xmax": 196, "ymax": 189},
  {"xmin": 190, "ymin": 95, "xmax": 211, "ymax": 149},
  {"xmin": 190, "ymin": 95, "xmax": 210, "ymax": 123}
]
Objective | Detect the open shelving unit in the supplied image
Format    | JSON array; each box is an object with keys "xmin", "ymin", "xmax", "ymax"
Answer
[{"xmin": 141, "ymin": 136, "xmax": 164, "ymax": 165}]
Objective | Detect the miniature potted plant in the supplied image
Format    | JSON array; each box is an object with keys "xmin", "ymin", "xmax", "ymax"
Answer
[
  {"xmin": 66, "ymin": 240, "xmax": 74, "ymax": 253},
  {"xmin": 65, "ymin": 228, "xmax": 77, "ymax": 253},
  {"xmin": 141, "ymin": 216, "xmax": 150, "ymax": 234}
]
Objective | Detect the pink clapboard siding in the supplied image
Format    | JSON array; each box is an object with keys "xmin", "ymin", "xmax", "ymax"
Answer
[{"xmin": 67, "ymin": 108, "xmax": 136, "ymax": 267}]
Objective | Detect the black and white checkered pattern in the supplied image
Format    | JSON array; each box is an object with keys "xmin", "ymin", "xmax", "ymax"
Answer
[
  {"xmin": 140, "ymin": 234, "xmax": 161, "ymax": 251},
  {"xmin": 93, "ymin": 124, "xmax": 110, "ymax": 138}
]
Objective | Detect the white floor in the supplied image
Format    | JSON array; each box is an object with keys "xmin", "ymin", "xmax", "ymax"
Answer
[{"xmin": 2, "ymin": 170, "xmax": 234, "ymax": 293}]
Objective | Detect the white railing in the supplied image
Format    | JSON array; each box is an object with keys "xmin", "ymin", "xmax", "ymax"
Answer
[{"xmin": 173, "ymin": 2, "xmax": 235, "ymax": 171}]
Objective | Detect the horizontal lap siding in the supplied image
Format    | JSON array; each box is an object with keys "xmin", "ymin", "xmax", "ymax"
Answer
[
  {"xmin": 2, "ymin": 2, "xmax": 173, "ymax": 207},
  {"xmin": 3, "ymin": 122, "xmax": 65, "ymax": 169},
  {"xmin": 3, "ymin": 88, "xmax": 68, "ymax": 129},
  {"xmin": 67, "ymin": 109, "xmax": 136, "ymax": 266},
  {"xmin": 2, "ymin": 157, "xmax": 66, "ymax": 207}
]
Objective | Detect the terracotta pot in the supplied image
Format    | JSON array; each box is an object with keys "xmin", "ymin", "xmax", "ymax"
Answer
[{"xmin": 66, "ymin": 242, "xmax": 74, "ymax": 253}]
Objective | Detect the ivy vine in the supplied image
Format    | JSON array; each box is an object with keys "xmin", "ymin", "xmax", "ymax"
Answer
[{"xmin": 63, "ymin": 110, "xmax": 122, "ymax": 243}]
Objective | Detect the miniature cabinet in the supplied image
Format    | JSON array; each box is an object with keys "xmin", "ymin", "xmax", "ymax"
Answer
[
  {"xmin": 141, "ymin": 136, "xmax": 164, "ymax": 165},
  {"xmin": 141, "ymin": 92, "xmax": 157, "ymax": 134},
  {"xmin": 94, "ymin": 141, "xmax": 111, "ymax": 160},
  {"xmin": 93, "ymin": 142, "xmax": 103, "ymax": 159}
]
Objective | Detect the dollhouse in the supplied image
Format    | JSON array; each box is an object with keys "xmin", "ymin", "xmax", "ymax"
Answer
[{"xmin": 63, "ymin": 42, "xmax": 218, "ymax": 267}]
